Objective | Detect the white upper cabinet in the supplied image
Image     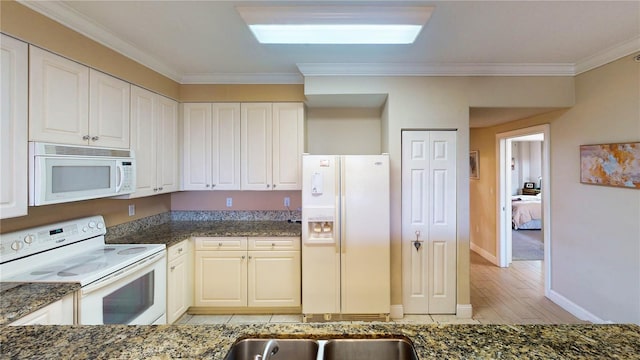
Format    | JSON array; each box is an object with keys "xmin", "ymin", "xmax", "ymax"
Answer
[
  {"xmin": 29, "ymin": 46, "xmax": 89, "ymax": 146},
  {"xmin": 126, "ymin": 85, "xmax": 178, "ymax": 198},
  {"xmin": 183, "ymin": 103, "xmax": 241, "ymax": 190},
  {"xmin": 241, "ymin": 103, "xmax": 273, "ymax": 190},
  {"xmin": 88, "ymin": 69, "xmax": 130, "ymax": 148},
  {"xmin": 1, "ymin": 35, "xmax": 28, "ymax": 219},
  {"xmin": 156, "ymin": 95, "xmax": 179, "ymax": 193},
  {"xmin": 272, "ymin": 103, "xmax": 304, "ymax": 190},
  {"xmin": 29, "ymin": 46, "xmax": 130, "ymax": 148},
  {"xmin": 241, "ymin": 102, "xmax": 303, "ymax": 191}
]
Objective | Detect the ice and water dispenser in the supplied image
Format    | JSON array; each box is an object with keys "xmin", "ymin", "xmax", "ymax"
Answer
[{"xmin": 306, "ymin": 217, "xmax": 334, "ymax": 242}]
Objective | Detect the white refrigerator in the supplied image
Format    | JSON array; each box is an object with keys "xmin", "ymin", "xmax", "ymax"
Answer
[{"xmin": 301, "ymin": 154, "xmax": 390, "ymax": 317}]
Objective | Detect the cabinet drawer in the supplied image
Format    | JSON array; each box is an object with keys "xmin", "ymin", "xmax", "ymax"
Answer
[
  {"xmin": 195, "ymin": 237, "xmax": 247, "ymax": 251},
  {"xmin": 248, "ymin": 237, "xmax": 300, "ymax": 251},
  {"xmin": 168, "ymin": 239, "xmax": 190, "ymax": 260}
]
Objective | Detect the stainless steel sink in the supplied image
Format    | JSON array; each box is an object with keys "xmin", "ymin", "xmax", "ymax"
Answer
[
  {"xmin": 322, "ymin": 338, "xmax": 419, "ymax": 360},
  {"xmin": 224, "ymin": 337, "xmax": 418, "ymax": 360},
  {"xmin": 224, "ymin": 338, "xmax": 319, "ymax": 360}
]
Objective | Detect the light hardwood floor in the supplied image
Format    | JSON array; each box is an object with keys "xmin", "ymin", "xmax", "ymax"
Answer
[
  {"xmin": 178, "ymin": 251, "xmax": 588, "ymax": 325},
  {"xmin": 470, "ymin": 250, "xmax": 588, "ymax": 324}
]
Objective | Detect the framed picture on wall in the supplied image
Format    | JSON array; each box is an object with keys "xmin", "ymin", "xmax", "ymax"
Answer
[{"xmin": 470, "ymin": 150, "xmax": 479, "ymax": 179}]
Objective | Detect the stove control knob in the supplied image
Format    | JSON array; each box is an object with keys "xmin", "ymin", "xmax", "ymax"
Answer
[
  {"xmin": 88, "ymin": 221, "xmax": 96, "ymax": 229},
  {"xmin": 97, "ymin": 222, "xmax": 104, "ymax": 230},
  {"xmin": 83, "ymin": 227, "xmax": 88, "ymax": 232},
  {"xmin": 23, "ymin": 234, "xmax": 35, "ymax": 244},
  {"xmin": 11, "ymin": 240, "xmax": 23, "ymax": 251}
]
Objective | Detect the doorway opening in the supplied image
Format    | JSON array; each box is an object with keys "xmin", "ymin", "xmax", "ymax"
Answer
[{"xmin": 496, "ymin": 124, "xmax": 551, "ymax": 296}]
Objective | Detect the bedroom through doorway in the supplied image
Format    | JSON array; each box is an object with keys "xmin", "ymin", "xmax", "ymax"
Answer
[{"xmin": 496, "ymin": 124, "xmax": 550, "ymax": 298}]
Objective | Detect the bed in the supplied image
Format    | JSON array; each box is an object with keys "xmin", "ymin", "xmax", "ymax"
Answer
[{"xmin": 512, "ymin": 194, "xmax": 542, "ymax": 230}]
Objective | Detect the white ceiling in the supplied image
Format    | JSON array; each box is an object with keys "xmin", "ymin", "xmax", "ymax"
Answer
[{"xmin": 19, "ymin": 0, "xmax": 640, "ymax": 126}]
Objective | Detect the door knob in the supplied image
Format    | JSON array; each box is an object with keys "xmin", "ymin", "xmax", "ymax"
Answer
[{"xmin": 413, "ymin": 230, "xmax": 423, "ymax": 251}]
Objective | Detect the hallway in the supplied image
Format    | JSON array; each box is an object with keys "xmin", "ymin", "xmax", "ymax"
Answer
[{"xmin": 470, "ymin": 251, "xmax": 588, "ymax": 324}]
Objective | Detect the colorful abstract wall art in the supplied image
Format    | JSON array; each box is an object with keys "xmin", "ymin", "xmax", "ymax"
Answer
[{"xmin": 580, "ymin": 142, "xmax": 640, "ymax": 189}]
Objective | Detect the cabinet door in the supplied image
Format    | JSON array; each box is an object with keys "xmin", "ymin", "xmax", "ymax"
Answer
[
  {"xmin": 167, "ymin": 253, "xmax": 189, "ymax": 323},
  {"xmin": 241, "ymin": 103, "xmax": 272, "ymax": 190},
  {"xmin": 156, "ymin": 96, "xmax": 179, "ymax": 193},
  {"xmin": 89, "ymin": 69, "xmax": 130, "ymax": 148},
  {"xmin": 29, "ymin": 46, "xmax": 89, "ymax": 145},
  {"xmin": 248, "ymin": 251, "xmax": 300, "ymax": 307},
  {"xmin": 1, "ymin": 35, "xmax": 28, "ymax": 219},
  {"xmin": 129, "ymin": 85, "xmax": 157, "ymax": 197},
  {"xmin": 9, "ymin": 293, "xmax": 74, "ymax": 326},
  {"xmin": 212, "ymin": 103, "xmax": 241, "ymax": 190},
  {"xmin": 272, "ymin": 103, "xmax": 304, "ymax": 190},
  {"xmin": 194, "ymin": 251, "xmax": 247, "ymax": 307},
  {"xmin": 183, "ymin": 103, "xmax": 212, "ymax": 190}
]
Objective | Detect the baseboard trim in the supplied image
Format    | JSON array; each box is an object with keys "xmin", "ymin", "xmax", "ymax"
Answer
[
  {"xmin": 456, "ymin": 304, "xmax": 473, "ymax": 319},
  {"xmin": 470, "ymin": 243, "xmax": 498, "ymax": 265},
  {"xmin": 547, "ymin": 289, "xmax": 610, "ymax": 324},
  {"xmin": 389, "ymin": 305, "xmax": 404, "ymax": 319}
]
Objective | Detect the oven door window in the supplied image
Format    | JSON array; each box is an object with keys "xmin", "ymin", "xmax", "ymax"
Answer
[{"xmin": 103, "ymin": 270, "xmax": 154, "ymax": 324}]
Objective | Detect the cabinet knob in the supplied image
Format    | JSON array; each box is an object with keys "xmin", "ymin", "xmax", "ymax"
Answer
[
  {"xmin": 271, "ymin": 243, "xmax": 276, "ymax": 247},
  {"xmin": 82, "ymin": 135, "xmax": 90, "ymax": 140},
  {"xmin": 170, "ymin": 265, "xmax": 176, "ymax": 271},
  {"xmin": 211, "ymin": 184, "xmax": 216, "ymax": 188},
  {"xmin": 159, "ymin": 187, "xmax": 163, "ymax": 191},
  {"xmin": 218, "ymin": 242, "xmax": 223, "ymax": 247},
  {"xmin": 153, "ymin": 188, "xmax": 158, "ymax": 191},
  {"xmin": 206, "ymin": 184, "xmax": 210, "ymax": 188},
  {"xmin": 266, "ymin": 184, "xmax": 270, "ymax": 188},
  {"xmin": 91, "ymin": 136, "xmax": 99, "ymax": 141},
  {"xmin": 248, "ymin": 255, "xmax": 252, "ymax": 260},
  {"xmin": 242, "ymin": 255, "xmax": 246, "ymax": 260}
]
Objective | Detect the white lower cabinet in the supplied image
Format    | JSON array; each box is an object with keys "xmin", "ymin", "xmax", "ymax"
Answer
[
  {"xmin": 10, "ymin": 293, "xmax": 75, "ymax": 325},
  {"xmin": 194, "ymin": 237, "xmax": 300, "ymax": 309},
  {"xmin": 166, "ymin": 239, "xmax": 193, "ymax": 324}
]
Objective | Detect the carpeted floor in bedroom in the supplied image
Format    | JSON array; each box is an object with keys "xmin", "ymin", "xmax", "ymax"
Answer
[{"xmin": 512, "ymin": 229, "xmax": 543, "ymax": 260}]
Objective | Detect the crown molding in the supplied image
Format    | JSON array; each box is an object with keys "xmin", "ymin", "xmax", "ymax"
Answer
[
  {"xmin": 18, "ymin": 0, "xmax": 182, "ymax": 83},
  {"xmin": 297, "ymin": 62, "xmax": 576, "ymax": 77},
  {"xmin": 575, "ymin": 35, "xmax": 640, "ymax": 75},
  {"xmin": 180, "ymin": 73, "xmax": 304, "ymax": 84}
]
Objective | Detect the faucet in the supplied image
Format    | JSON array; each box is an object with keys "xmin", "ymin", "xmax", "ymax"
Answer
[{"xmin": 254, "ymin": 339, "xmax": 280, "ymax": 360}]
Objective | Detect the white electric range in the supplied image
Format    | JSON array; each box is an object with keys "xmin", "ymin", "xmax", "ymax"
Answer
[{"xmin": 0, "ymin": 216, "xmax": 166, "ymax": 325}]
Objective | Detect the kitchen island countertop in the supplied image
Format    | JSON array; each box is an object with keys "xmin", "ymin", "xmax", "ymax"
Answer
[
  {"xmin": 1, "ymin": 322, "xmax": 639, "ymax": 359},
  {"xmin": 0, "ymin": 282, "xmax": 79, "ymax": 326}
]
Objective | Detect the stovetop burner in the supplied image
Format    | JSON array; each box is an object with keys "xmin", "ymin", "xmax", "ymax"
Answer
[{"xmin": 0, "ymin": 215, "xmax": 166, "ymax": 287}]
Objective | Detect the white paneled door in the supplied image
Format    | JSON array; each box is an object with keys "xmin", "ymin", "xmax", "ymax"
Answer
[{"xmin": 402, "ymin": 131, "xmax": 457, "ymax": 314}]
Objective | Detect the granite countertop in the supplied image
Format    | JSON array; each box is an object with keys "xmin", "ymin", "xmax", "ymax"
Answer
[
  {"xmin": 106, "ymin": 220, "xmax": 302, "ymax": 248},
  {"xmin": 1, "ymin": 322, "xmax": 639, "ymax": 359},
  {"xmin": 0, "ymin": 282, "xmax": 80, "ymax": 326}
]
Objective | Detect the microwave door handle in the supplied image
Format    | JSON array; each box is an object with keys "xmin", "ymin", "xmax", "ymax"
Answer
[{"xmin": 115, "ymin": 164, "xmax": 124, "ymax": 192}]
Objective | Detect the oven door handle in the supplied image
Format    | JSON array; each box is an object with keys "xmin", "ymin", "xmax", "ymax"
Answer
[{"xmin": 82, "ymin": 251, "xmax": 165, "ymax": 295}]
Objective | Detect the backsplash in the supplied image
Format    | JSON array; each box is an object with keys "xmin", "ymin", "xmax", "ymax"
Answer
[{"xmin": 105, "ymin": 210, "xmax": 301, "ymax": 241}]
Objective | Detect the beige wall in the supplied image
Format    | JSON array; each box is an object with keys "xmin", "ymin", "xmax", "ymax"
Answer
[
  {"xmin": 470, "ymin": 55, "xmax": 640, "ymax": 323},
  {"xmin": 306, "ymin": 107, "xmax": 382, "ymax": 155},
  {"xmin": 305, "ymin": 75, "xmax": 574, "ymax": 310}
]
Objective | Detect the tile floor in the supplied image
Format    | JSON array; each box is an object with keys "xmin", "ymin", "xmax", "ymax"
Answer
[{"xmin": 175, "ymin": 313, "xmax": 480, "ymax": 325}]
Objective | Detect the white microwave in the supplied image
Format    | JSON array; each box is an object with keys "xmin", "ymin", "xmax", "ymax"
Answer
[{"xmin": 29, "ymin": 142, "xmax": 136, "ymax": 206}]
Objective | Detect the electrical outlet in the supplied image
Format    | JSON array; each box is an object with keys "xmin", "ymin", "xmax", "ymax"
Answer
[
  {"xmin": 284, "ymin": 197, "xmax": 290, "ymax": 207},
  {"xmin": 226, "ymin": 198, "xmax": 233, "ymax": 207},
  {"xmin": 128, "ymin": 204, "xmax": 135, "ymax": 216}
]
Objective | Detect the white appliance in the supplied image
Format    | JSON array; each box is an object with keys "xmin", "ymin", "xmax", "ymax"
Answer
[
  {"xmin": 0, "ymin": 216, "xmax": 166, "ymax": 325},
  {"xmin": 302, "ymin": 155, "xmax": 390, "ymax": 318},
  {"xmin": 29, "ymin": 142, "xmax": 136, "ymax": 206}
]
